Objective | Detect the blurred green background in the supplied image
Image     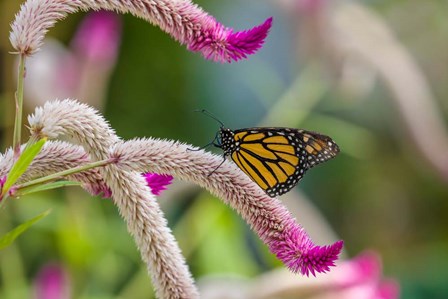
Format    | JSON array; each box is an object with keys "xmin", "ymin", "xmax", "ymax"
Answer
[{"xmin": 1, "ymin": 0, "xmax": 448, "ymax": 298}]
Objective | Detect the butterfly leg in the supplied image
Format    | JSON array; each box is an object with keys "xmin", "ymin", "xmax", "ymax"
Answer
[
  {"xmin": 207, "ymin": 154, "xmax": 227, "ymax": 177},
  {"xmin": 187, "ymin": 132, "xmax": 220, "ymax": 152}
]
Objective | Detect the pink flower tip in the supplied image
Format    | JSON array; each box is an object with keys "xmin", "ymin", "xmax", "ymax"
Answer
[
  {"xmin": 298, "ymin": 240, "xmax": 344, "ymax": 276},
  {"xmin": 271, "ymin": 223, "xmax": 343, "ymax": 276},
  {"xmin": 189, "ymin": 17, "xmax": 273, "ymax": 63},
  {"xmin": 143, "ymin": 173, "xmax": 174, "ymax": 195}
]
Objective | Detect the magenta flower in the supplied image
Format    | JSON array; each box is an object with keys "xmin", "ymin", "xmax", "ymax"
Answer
[
  {"xmin": 34, "ymin": 263, "xmax": 70, "ymax": 299},
  {"xmin": 188, "ymin": 16, "xmax": 273, "ymax": 62},
  {"xmin": 270, "ymin": 222, "xmax": 343, "ymax": 276},
  {"xmin": 143, "ymin": 173, "xmax": 174, "ymax": 195}
]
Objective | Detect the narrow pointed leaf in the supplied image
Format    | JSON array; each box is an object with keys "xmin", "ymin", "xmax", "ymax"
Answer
[
  {"xmin": 1, "ymin": 138, "xmax": 47, "ymax": 196},
  {"xmin": 16, "ymin": 181, "xmax": 81, "ymax": 197},
  {"xmin": 0, "ymin": 210, "xmax": 50, "ymax": 250}
]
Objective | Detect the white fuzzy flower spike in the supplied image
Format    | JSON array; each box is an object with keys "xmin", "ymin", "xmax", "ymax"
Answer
[
  {"xmin": 28, "ymin": 99, "xmax": 199, "ymax": 299},
  {"xmin": 0, "ymin": 141, "xmax": 110, "ymax": 197},
  {"xmin": 28, "ymin": 100, "xmax": 343, "ymax": 282}
]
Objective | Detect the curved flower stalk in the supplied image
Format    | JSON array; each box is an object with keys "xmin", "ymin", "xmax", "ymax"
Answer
[
  {"xmin": 26, "ymin": 98, "xmax": 343, "ymax": 276},
  {"xmin": 112, "ymin": 138, "xmax": 343, "ymax": 276},
  {"xmin": 10, "ymin": 0, "xmax": 272, "ymax": 63},
  {"xmin": 0, "ymin": 142, "xmax": 177, "ymax": 198},
  {"xmin": 28, "ymin": 100, "xmax": 198, "ymax": 299},
  {"xmin": 28, "ymin": 100, "xmax": 343, "ymax": 277},
  {"xmin": 0, "ymin": 141, "xmax": 110, "ymax": 197}
]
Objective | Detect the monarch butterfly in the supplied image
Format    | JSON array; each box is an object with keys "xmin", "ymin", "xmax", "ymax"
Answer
[{"xmin": 198, "ymin": 110, "xmax": 340, "ymax": 197}]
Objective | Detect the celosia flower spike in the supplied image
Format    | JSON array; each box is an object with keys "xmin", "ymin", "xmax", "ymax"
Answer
[
  {"xmin": 28, "ymin": 100, "xmax": 199, "ymax": 299},
  {"xmin": 28, "ymin": 100, "xmax": 343, "ymax": 280},
  {"xmin": 10, "ymin": 0, "xmax": 272, "ymax": 63},
  {"xmin": 0, "ymin": 142, "xmax": 111, "ymax": 198},
  {"xmin": 188, "ymin": 16, "xmax": 273, "ymax": 62},
  {"xmin": 270, "ymin": 223, "xmax": 343, "ymax": 276},
  {"xmin": 110, "ymin": 138, "xmax": 344, "ymax": 277},
  {"xmin": 143, "ymin": 173, "xmax": 173, "ymax": 195}
]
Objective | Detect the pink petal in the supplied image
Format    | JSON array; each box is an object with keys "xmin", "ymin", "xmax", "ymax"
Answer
[{"xmin": 143, "ymin": 173, "xmax": 174, "ymax": 195}]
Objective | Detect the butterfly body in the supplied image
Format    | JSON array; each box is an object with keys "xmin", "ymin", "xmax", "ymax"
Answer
[{"xmin": 215, "ymin": 127, "xmax": 339, "ymax": 197}]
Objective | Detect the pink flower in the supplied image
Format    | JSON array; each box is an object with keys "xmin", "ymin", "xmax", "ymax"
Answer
[
  {"xmin": 72, "ymin": 11, "xmax": 121, "ymax": 63},
  {"xmin": 23, "ymin": 10, "xmax": 122, "ymax": 108},
  {"xmin": 188, "ymin": 16, "xmax": 273, "ymax": 62},
  {"xmin": 320, "ymin": 251, "xmax": 400, "ymax": 299},
  {"xmin": 198, "ymin": 250, "xmax": 399, "ymax": 299},
  {"xmin": 34, "ymin": 263, "xmax": 70, "ymax": 299},
  {"xmin": 10, "ymin": 0, "xmax": 272, "ymax": 63},
  {"xmin": 29, "ymin": 100, "xmax": 344, "ymax": 278},
  {"xmin": 143, "ymin": 173, "xmax": 173, "ymax": 195},
  {"xmin": 270, "ymin": 223, "xmax": 343, "ymax": 276}
]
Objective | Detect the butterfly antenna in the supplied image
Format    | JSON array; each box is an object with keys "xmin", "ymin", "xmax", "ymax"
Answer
[
  {"xmin": 194, "ymin": 109, "xmax": 225, "ymax": 128},
  {"xmin": 187, "ymin": 140, "xmax": 215, "ymax": 152}
]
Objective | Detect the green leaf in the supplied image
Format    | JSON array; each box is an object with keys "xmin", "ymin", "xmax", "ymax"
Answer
[
  {"xmin": 1, "ymin": 138, "xmax": 47, "ymax": 197},
  {"xmin": 0, "ymin": 210, "xmax": 51, "ymax": 250},
  {"xmin": 16, "ymin": 181, "xmax": 81, "ymax": 197}
]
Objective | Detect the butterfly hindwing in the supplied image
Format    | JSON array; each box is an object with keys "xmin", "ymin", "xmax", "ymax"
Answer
[{"xmin": 219, "ymin": 127, "xmax": 339, "ymax": 197}]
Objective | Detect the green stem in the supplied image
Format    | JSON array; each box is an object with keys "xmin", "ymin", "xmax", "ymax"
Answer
[
  {"xmin": 13, "ymin": 54, "xmax": 26, "ymax": 159},
  {"xmin": 13, "ymin": 158, "xmax": 114, "ymax": 192}
]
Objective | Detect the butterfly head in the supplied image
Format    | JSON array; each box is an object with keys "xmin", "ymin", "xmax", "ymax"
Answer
[{"xmin": 215, "ymin": 128, "xmax": 235, "ymax": 156}]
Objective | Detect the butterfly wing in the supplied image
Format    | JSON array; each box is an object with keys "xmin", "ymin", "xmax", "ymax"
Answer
[{"xmin": 228, "ymin": 128, "xmax": 339, "ymax": 197}]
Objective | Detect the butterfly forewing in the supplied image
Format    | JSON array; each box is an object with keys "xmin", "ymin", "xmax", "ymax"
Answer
[{"xmin": 220, "ymin": 127, "xmax": 339, "ymax": 197}]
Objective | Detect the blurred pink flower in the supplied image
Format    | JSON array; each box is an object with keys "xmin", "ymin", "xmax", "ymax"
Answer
[
  {"xmin": 24, "ymin": 11, "xmax": 121, "ymax": 108},
  {"xmin": 198, "ymin": 251, "xmax": 398, "ymax": 299},
  {"xmin": 72, "ymin": 11, "xmax": 121, "ymax": 64},
  {"xmin": 246, "ymin": 251, "xmax": 399, "ymax": 299},
  {"xmin": 34, "ymin": 263, "xmax": 70, "ymax": 299},
  {"xmin": 297, "ymin": 0, "xmax": 325, "ymax": 13},
  {"xmin": 318, "ymin": 251, "xmax": 400, "ymax": 299},
  {"xmin": 143, "ymin": 173, "xmax": 173, "ymax": 195}
]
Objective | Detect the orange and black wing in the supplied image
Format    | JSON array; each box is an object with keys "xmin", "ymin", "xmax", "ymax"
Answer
[{"xmin": 228, "ymin": 128, "xmax": 339, "ymax": 197}]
